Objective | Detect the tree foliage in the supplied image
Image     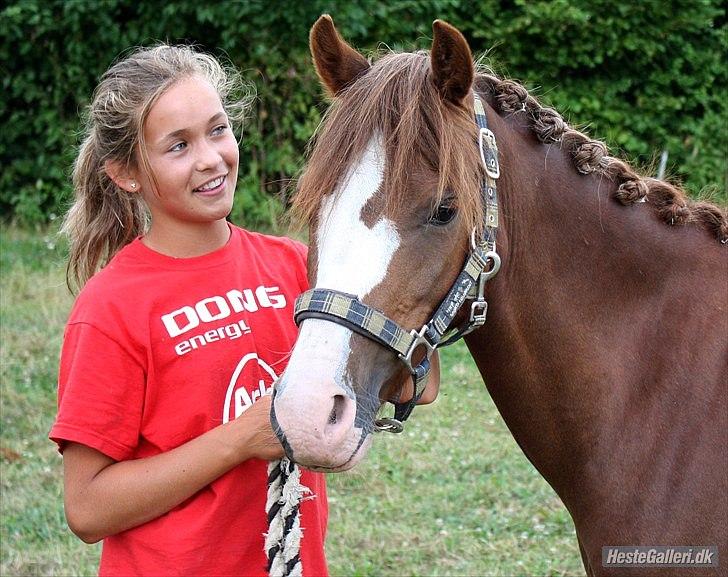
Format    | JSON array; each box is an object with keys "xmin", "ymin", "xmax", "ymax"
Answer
[{"xmin": 1, "ymin": 0, "xmax": 725, "ymax": 227}]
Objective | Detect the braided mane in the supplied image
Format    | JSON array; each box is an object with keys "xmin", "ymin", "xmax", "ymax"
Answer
[{"xmin": 474, "ymin": 74, "xmax": 728, "ymax": 243}]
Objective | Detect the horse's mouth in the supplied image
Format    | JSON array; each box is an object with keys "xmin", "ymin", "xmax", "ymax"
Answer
[
  {"xmin": 303, "ymin": 435, "xmax": 374, "ymax": 472},
  {"xmin": 286, "ymin": 432, "xmax": 373, "ymax": 473}
]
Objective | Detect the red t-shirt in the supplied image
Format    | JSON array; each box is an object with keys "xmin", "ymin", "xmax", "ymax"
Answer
[{"xmin": 50, "ymin": 225, "xmax": 328, "ymax": 576}]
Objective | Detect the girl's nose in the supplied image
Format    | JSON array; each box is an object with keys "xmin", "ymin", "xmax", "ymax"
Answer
[{"xmin": 195, "ymin": 141, "xmax": 223, "ymax": 171}]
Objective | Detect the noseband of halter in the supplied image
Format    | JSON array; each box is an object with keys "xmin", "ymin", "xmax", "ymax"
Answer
[{"xmin": 294, "ymin": 93, "xmax": 501, "ymax": 433}]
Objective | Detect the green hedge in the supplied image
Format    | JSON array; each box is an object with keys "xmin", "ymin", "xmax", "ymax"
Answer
[{"xmin": 1, "ymin": 0, "xmax": 725, "ymax": 228}]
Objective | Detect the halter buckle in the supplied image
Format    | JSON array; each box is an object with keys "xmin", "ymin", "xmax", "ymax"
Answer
[
  {"xmin": 469, "ymin": 300, "xmax": 488, "ymax": 327},
  {"xmin": 479, "ymin": 127, "xmax": 500, "ymax": 179},
  {"xmin": 399, "ymin": 324, "xmax": 436, "ymax": 374}
]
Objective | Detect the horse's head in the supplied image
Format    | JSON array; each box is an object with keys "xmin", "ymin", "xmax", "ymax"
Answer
[{"xmin": 272, "ymin": 16, "xmax": 490, "ymax": 471}]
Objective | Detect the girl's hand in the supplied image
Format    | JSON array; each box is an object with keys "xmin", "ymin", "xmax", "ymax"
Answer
[{"xmin": 237, "ymin": 394, "xmax": 285, "ymax": 462}]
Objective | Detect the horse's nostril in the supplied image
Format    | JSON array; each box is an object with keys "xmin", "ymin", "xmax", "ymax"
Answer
[{"xmin": 328, "ymin": 394, "xmax": 346, "ymax": 425}]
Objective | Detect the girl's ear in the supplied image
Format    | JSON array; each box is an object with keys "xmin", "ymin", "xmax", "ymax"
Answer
[{"xmin": 104, "ymin": 160, "xmax": 140, "ymax": 193}]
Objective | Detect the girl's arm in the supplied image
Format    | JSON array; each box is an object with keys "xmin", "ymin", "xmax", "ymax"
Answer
[{"xmin": 62, "ymin": 395, "xmax": 282, "ymax": 544}]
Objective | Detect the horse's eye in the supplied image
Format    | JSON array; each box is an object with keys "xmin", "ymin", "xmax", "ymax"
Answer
[{"xmin": 429, "ymin": 202, "xmax": 458, "ymax": 226}]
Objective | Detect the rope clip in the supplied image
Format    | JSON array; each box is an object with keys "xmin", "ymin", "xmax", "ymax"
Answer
[{"xmin": 373, "ymin": 417, "xmax": 404, "ymax": 434}]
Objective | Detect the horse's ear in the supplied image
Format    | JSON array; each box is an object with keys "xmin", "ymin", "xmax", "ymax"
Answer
[
  {"xmin": 310, "ymin": 14, "xmax": 370, "ymax": 97},
  {"xmin": 430, "ymin": 20, "xmax": 474, "ymax": 105}
]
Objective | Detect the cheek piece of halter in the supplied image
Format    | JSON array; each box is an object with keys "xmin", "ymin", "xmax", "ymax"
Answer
[{"xmin": 294, "ymin": 93, "xmax": 501, "ymax": 434}]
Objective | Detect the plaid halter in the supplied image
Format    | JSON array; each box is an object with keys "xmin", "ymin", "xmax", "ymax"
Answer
[{"xmin": 294, "ymin": 93, "xmax": 501, "ymax": 432}]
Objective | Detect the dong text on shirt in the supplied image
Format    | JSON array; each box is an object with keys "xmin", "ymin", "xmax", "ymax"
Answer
[{"xmin": 161, "ymin": 285, "xmax": 286, "ymax": 356}]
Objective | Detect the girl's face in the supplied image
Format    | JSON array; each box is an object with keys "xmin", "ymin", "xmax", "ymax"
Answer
[{"xmin": 134, "ymin": 75, "xmax": 239, "ymax": 236}]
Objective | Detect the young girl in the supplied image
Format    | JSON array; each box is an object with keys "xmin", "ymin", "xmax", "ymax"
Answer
[{"xmin": 49, "ymin": 45, "xmax": 329, "ymax": 576}]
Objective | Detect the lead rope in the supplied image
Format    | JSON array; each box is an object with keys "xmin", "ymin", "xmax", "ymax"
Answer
[{"xmin": 265, "ymin": 457, "xmax": 311, "ymax": 577}]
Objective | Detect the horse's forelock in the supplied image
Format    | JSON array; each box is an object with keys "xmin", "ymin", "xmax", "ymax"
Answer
[{"xmin": 293, "ymin": 50, "xmax": 485, "ymax": 238}]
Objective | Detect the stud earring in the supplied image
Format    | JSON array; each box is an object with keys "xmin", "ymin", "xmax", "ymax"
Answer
[{"xmin": 130, "ymin": 182, "xmax": 137, "ymax": 190}]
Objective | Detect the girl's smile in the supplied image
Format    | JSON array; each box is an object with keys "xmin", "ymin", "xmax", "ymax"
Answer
[{"xmin": 193, "ymin": 174, "xmax": 227, "ymax": 195}]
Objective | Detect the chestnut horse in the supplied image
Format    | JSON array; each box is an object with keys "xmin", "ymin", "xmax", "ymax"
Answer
[{"xmin": 272, "ymin": 16, "xmax": 727, "ymax": 576}]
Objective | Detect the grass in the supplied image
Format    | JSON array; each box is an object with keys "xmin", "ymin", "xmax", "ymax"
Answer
[
  {"xmin": 0, "ymin": 225, "xmax": 101, "ymax": 575},
  {"xmin": 0, "ymin": 223, "xmax": 583, "ymax": 576}
]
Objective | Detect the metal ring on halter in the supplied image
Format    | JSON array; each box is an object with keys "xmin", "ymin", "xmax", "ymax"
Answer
[
  {"xmin": 482, "ymin": 251, "xmax": 501, "ymax": 281},
  {"xmin": 470, "ymin": 228, "xmax": 481, "ymax": 251},
  {"xmin": 373, "ymin": 417, "xmax": 404, "ymax": 433},
  {"xmin": 399, "ymin": 324, "xmax": 436, "ymax": 374}
]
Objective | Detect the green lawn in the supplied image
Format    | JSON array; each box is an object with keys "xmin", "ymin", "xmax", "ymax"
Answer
[{"xmin": 0, "ymin": 224, "xmax": 583, "ymax": 576}]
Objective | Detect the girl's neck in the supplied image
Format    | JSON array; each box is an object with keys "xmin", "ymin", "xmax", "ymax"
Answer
[{"xmin": 141, "ymin": 219, "xmax": 231, "ymax": 258}]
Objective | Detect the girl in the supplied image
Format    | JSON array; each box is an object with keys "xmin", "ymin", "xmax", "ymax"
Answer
[{"xmin": 49, "ymin": 45, "xmax": 328, "ymax": 576}]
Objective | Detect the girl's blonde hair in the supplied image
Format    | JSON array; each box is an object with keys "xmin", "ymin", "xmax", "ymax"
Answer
[{"xmin": 62, "ymin": 44, "xmax": 252, "ymax": 291}]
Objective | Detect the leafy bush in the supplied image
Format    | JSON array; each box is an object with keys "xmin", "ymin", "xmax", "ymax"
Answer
[{"xmin": 1, "ymin": 0, "xmax": 725, "ymax": 227}]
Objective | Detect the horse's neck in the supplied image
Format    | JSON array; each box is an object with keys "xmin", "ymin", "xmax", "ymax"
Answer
[{"xmin": 466, "ymin": 109, "xmax": 726, "ymax": 518}]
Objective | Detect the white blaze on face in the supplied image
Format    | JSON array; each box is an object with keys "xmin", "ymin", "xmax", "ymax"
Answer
[
  {"xmin": 315, "ymin": 134, "xmax": 400, "ymax": 296},
  {"xmin": 280, "ymin": 134, "xmax": 400, "ymax": 401}
]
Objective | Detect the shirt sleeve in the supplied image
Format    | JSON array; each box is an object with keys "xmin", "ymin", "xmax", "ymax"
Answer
[{"xmin": 49, "ymin": 321, "xmax": 146, "ymax": 461}]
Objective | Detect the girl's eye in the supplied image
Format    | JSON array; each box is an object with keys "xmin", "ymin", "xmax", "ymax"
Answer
[
  {"xmin": 169, "ymin": 141, "xmax": 186, "ymax": 152},
  {"xmin": 211, "ymin": 124, "xmax": 228, "ymax": 136},
  {"xmin": 429, "ymin": 202, "xmax": 458, "ymax": 226}
]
